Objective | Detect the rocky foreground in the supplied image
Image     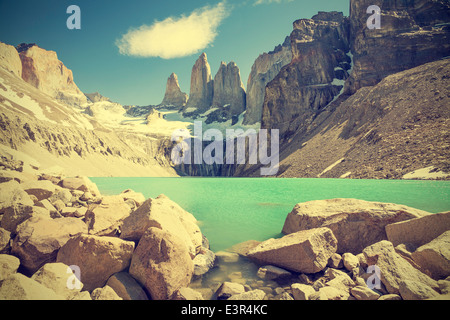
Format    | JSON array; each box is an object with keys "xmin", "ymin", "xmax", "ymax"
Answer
[{"xmin": 0, "ymin": 169, "xmax": 449, "ymax": 300}]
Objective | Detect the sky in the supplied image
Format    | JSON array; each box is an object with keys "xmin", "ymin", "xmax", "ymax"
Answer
[{"xmin": 0, "ymin": 0, "xmax": 349, "ymax": 106}]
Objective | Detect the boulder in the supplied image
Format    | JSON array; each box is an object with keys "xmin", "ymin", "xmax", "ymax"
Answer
[
  {"xmin": 193, "ymin": 249, "xmax": 216, "ymax": 277},
  {"xmin": 228, "ymin": 289, "xmax": 266, "ymax": 301},
  {"xmin": 399, "ymin": 280, "xmax": 439, "ymax": 300},
  {"xmin": 12, "ymin": 216, "xmax": 88, "ymax": 274},
  {"xmin": 21, "ymin": 180, "xmax": 61, "ymax": 201},
  {"xmin": 350, "ymin": 285, "xmax": 381, "ymax": 300},
  {"xmin": 59, "ymin": 176, "xmax": 100, "ymax": 197},
  {"xmin": 1, "ymin": 204, "xmax": 50, "ymax": 233},
  {"xmin": 48, "ymin": 188, "xmax": 73, "ymax": 205},
  {"xmin": 291, "ymin": 283, "xmax": 316, "ymax": 300},
  {"xmin": 311, "ymin": 286, "xmax": 350, "ymax": 300},
  {"xmin": 121, "ymin": 195, "xmax": 202, "ymax": 257},
  {"xmin": 172, "ymin": 287, "xmax": 204, "ymax": 301},
  {"xmin": 362, "ymin": 240, "xmax": 439, "ymax": 295},
  {"xmin": 328, "ymin": 253, "xmax": 343, "ymax": 269},
  {"xmin": 0, "ymin": 273, "xmax": 63, "ymax": 300},
  {"xmin": 215, "ymin": 251, "xmax": 240, "ymax": 263},
  {"xmin": 247, "ymin": 228, "xmax": 337, "ymax": 273},
  {"xmin": 91, "ymin": 285, "xmax": 123, "ymax": 300},
  {"xmin": 129, "ymin": 227, "xmax": 194, "ymax": 300},
  {"xmin": 31, "ymin": 262, "xmax": 84, "ymax": 299},
  {"xmin": 56, "ymin": 234, "xmax": 135, "ymax": 292},
  {"xmin": 342, "ymin": 252, "xmax": 360, "ymax": 271},
  {"xmin": 119, "ymin": 189, "xmax": 146, "ymax": 207},
  {"xmin": 215, "ymin": 282, "xmax": 246, "ymax": 300},
  {"xmin": 106, "ymin": 272, "xmax": 148, "ymax": 300},
  {"xmin": 386, "ymin": 211, "xmax": 450, "ymax": 248},
  {"xmin": 378, "ymin": 294, "xmax": 402, "ymax": 301},
  {"xmin": 35, "ymin": 199, "xmax": 59, "ymax": 217},
  {"xmin": 325, "ymin": 274, "xmax": 355, "ymax": 294},
  {"xmin": 257, "ymin": 265, "xmax": 292, "ymax": 281},
  {"xmin": 0, "ymin": 228, "xmax": 11, "ymax": 253},
  {"xmin": 282, "ymin": 198, "xmax": 431, "ymax": 254},
  {"xmin": 0, "ymin": 254, "xmax": 20, "ymax": 281},
  {"xmin": 85, "ymin": 195, "xmax": 131, "ymax": 236},
  {"xmin": 0, "ymin": 180, "xmax": 34, "ymax": 214},
  {"xmin": 411, "ymin": 231, "xmax": 450, "ymax": 280},
  {"xmin": 60, "ymin": 206, "xmax": 86, "ymax": 218}
]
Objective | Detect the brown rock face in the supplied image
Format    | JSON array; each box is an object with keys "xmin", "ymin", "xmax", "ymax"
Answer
[
  {"xmin": 244, "ymin": 37, "xmax": 292, "ymax": 125},
  {"xmin": 261, "ymin": 12, "xmax": 351, "ymax": 140},
  {"xmin": 160, "ymin": 73, "xmax": 188, "ymax": 109},
  {"xmin": 211, "ymin": 61, "xmax": 246, "ymax": 117},
  {"xmin": 345, "ymin": 0, "xmax": 450, "ymax": 95},
  {"xmin": 16, "ymin": 43, "xmax": 88, "ymax": 108},
  {"xmin": 182, "ymin": 53, "xmax": 214, "ymax": 115}
]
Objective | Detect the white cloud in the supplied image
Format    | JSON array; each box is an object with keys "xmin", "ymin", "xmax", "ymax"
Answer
[
  {"xmin": 116, "ymin": 2, "xmax": 230, "ymax": 59},
  {"xmin": 253, "ymin": 0, "xmax": 293, "ymax": 5}
]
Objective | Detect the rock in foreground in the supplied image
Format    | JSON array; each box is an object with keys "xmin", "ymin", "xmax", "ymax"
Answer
[
  {"xmin": 282, "ymin": 198, "xmax": 430, "ymax": 254},
  {"xmin": 247, "ymin": 228, "xmax": 337, "ymax": 273}
]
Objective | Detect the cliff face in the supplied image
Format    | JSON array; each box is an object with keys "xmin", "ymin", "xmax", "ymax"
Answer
[
  {"xmin": 345, "ymin": 0, "xmax": 450, "ymax": 95},
  {"xmin": 275, "ymin": 58, "xmax": 450, "ymax": 179},
  {"xmin": 212, "ymin": 61, "xmax": 246, "ymax": 115},
  {"xmin": 244, "ymin": 37, "xmax": 292, "ymax": 125},
  {"xmin": 0, "ymin": 42, "xmax": 22, "ymax": 78},
  {"xmin": 261, "ymin": 12, "xmax": 351, "ymax": 140},
  {"xmin": 160, "ymin": 73, "xmax": 188, "ymax": 109},
  {"xmin": 16, "ymin": 44, "xmax": 88, "ymax": 108},
  {"xmin": 182, "ymin": 53, "xmax": 214, "ymax": 116}
]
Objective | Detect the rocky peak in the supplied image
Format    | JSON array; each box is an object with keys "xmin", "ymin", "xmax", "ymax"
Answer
[
  {"xmin": 17, "ymin": 44, "xmax": 88, "ymax": 108},
  {"xmin": 160, "ymin": 73, "xmax": 188, "ymax": 109},
  {"xmin": 182, "ymin": 52, "xmax": 214, "ymax": 116},
  {"xmin": 212, "ymin": 61, "xmax": 246, "ymax": 116},
  {"xmin": 85, "ymin": 92, "xmax": 111, "ymax": 103},
  {"xmin": 243, "ymin": 37, "xmax": 292, "ymax": 125},
  {"xmin": 0, "ymin": 42, "xmax": 22, "ymax": 78}
]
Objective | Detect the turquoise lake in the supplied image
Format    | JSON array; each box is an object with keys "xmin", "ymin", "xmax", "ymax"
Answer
[{"xmin": 90, "ymin": 178, "xmax": 450, "ymax": 252}]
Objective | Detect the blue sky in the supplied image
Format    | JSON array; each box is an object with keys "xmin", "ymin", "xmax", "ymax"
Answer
[{"xmin": 0, "ymin": 0, "xmax": 349, "ymax": 106}]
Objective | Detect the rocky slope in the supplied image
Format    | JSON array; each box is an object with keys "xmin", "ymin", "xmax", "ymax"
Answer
[
  {"xmin": 0, "ymin": 41, "xmax": 178, "ymax": 177},
  {"xmin": 243, "ymin": 58, "xmax": 450, "ymax": 179},
  {"xmin": 16, "ymin": 43, "xmax": 88, "ymax": 109},
  {"xmin": 159, "ymin": 73, "xmax": 188, "ymax": 109},
  {"xmin": 244, "ymin": 36, "xmax": 292, "ymax": 125},
  {"xmin": 252, "ymin": 1, "xmax": 450, "ymax": 179}
]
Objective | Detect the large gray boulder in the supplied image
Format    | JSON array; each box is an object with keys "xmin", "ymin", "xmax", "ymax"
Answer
[
  {"xmin": 56, "ymin": 234, "xmax": 135, "ymax": 291},
  {"xmin": 247, "ymin": 227, "xmax": 337, "ymax": 273},
  {"xmin": 129, "ymin": 227, "xmax": 194, "ymax": 300},
  {"xmin": 386, "ymin": 211, "xmax": 450, "ymax": 248},
  {"xmin": 12, "ymin": 216, "xmax": 88, "ymax": 274},
  {"xmin": 282, "ymin": 198, "xmax": 430, "ymax": 254}
]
